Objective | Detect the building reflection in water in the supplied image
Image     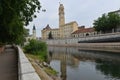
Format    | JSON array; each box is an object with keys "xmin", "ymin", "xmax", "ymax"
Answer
[
  {"xmin": 60, "ymin": 51, "xmax": 67, "ymax": 80},
  {"xmin": 48, "ymin": 47, "xmax": 80, "ymax": 80},
  {"xmin": 47, "ymin": 46, "xmax": 120, "ymax": 80}
]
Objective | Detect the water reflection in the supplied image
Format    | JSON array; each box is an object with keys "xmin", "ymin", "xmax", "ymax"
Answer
[
  {"xmin": 96, "ymin": 59, "xmax": 120, "ymax": 79},
  {"xmin": 47, "ymin": 46, "xmax": 120, "ymax": 80}
]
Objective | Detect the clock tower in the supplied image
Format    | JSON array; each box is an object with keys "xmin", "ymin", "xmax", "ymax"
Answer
[{"xmin": 59, "ymin": 3, "xmax": 65, "ymax": 27}]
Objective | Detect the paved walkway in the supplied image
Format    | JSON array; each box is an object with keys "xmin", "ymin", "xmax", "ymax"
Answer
[{"xmin": 0, "ymin": 45, "xmax": 18, "ymax": 80}]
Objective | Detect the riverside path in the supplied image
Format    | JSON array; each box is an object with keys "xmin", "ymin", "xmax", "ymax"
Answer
[{"xmin": 0, "ymin": 45, "xmax": 18, "ymax": 80}]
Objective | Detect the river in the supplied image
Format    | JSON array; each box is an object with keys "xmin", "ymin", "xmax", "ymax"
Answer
[{"xmin": 47, "ymin": 46, "xmax": 120, "ymax": 80}]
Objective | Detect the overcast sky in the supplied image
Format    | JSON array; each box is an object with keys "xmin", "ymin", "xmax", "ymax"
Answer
[{"xmin": 27, "ymin": 0, "xmax": 120, "ymax": 37}]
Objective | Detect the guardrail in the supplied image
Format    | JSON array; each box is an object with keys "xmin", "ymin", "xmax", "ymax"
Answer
[{"xmin": 17, "ymin": 46, "xmax": 41, "ymax": 80}]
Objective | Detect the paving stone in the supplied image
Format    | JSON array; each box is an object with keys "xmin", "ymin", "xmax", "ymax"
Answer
[
  {"xmin": 22, "ymin": 73, "xmax": 41, "ymax": 80},
  {"xmin": 20, "ymin": 57, "xmax": 29, "ymax": 63},
  {"xmin": 20, "ymin": 62, "xmax": 35, "ymax": 74},
  {"xmin": 18, "ymin": 46, "xmax": 41, "ymax": 80}
]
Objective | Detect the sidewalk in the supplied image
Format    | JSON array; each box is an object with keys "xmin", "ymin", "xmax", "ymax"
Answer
[{"xmin": 0, "ymin": 45, "xmax": 18, "ymax": 80}]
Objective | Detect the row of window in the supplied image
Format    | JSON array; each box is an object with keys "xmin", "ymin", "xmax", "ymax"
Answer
[{"xmin": 72, "ymin": 32, "xmax": 97, "ymax": 38}]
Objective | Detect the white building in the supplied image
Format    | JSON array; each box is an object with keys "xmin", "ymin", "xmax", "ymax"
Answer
[{"xmin": 25, "ymin": 25, "xmax": 37, "ymax": 44}]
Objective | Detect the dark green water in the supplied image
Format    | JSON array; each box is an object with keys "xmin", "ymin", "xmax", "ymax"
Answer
[{"xmin": 47, "ymin": 46, "xmax": 120, "ymax": 80}]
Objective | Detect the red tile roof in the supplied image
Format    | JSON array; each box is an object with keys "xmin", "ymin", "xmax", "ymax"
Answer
[{"xmin": 72, "ymin": 28, "xmax": 95, "ymax": 34}]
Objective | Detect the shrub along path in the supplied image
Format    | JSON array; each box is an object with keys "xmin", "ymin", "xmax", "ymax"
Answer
[{"xmin": 0, "ymin": 45, "xmax": 18, "ymax": 80}]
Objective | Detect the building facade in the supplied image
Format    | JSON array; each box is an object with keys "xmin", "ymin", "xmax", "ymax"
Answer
[
  {"xmin": 71, "ymin": 26, "xmax": 97, "ymax": 38},
  {"xmin": 41, "ymin": 4, "xmax": 78, "ymax": 39},
  {"xmin": 42, "ymin": 24, "xmax": 60, "ymax": 39}
]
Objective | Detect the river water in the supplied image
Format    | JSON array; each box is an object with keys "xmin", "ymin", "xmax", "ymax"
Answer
[{"xmin": 47, "ymin": 46, "xmax": 120, "ymax": 80}]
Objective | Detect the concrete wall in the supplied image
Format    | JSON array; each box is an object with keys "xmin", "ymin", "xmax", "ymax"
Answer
[
  {"xmin": 46, "ymin": 32, "xmax": 120, "ymax": 45},
  {"xmin": 48, "ymin": 46, "xmax": 120, "ymax": 62},
  {"xmin": 17, "ymin": 46, "xmax": 41, "ymax": 80}
]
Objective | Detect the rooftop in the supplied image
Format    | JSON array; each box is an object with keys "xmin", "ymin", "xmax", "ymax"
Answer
[
  {"xmin": 43, "ymin": 24, "xmax": 51, "ymax": 30},
  {"xmin": 72, "ymin": 28, "xmax": 95, "ymax": 34}
]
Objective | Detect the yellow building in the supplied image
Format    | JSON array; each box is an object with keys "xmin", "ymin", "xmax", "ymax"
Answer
[
  {"xmin": 42, "ymin": 24, "xmax": 60, "ymax": 39},
  {"xmin": 41, "ymin": 3, "xmax": 78, "ymax": 39}
]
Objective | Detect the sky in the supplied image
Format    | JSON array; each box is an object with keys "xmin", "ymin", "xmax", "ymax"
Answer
[{"xmin": 27, "ymin": 0, "xmax": 120, "ymax": 37}]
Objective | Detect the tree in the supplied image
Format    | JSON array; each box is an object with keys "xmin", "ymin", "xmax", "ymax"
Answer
[
  {"xmin": 48, "ymin": 31, "xmax": 53, "ymax": 39},
  {"xmin": 0, "ymin": 0, "xmax": 41, "ymax": 44},
  {"xmin": 24, "ymin": 39, "xmax": 47, "ymax": 61},
  {"xmin": 93, "ymin": 13, "xmax": 120, "ymax": 33},
  {"xmin": 107, "ymin": 13, "xmax": 120, "ymax": 31}
]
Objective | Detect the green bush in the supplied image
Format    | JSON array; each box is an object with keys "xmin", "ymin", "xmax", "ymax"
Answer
[{"xmin": 24, "ymin": 39, "xmax": 47, "ymax": 61}]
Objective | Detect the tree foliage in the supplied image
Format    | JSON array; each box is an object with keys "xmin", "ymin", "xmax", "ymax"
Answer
[
  {"xmin": 93, "ymin": 13, "xmax": 120, "ymax": 33},
  {"xmin": 0, "ymin": 0, "xmax": 41, "ymax": 44},
  {"xmin": 24, "ymin": 39, "xmax": 47, "ymax": 61}
]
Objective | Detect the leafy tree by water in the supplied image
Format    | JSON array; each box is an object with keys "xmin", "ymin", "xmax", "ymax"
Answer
[
  {"xmin": 24, "ymin": 39, "xmax": 47, "ymax": 61},
  {"xmin": 0, "ymin": 0, "xmax": 41, "ymax": 44},
  {"xmin": 93, "ymin": 13, "xmax": 120, "ymax": 33}
]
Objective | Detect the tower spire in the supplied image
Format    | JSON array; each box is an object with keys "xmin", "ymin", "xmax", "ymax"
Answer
[
  {"xmin": 32, "ymin": 25, "xmax": 36, "ymax": 39},
  {"xmin": 33, "ymin": 24, "xmax": 36, "ymax": 30}
]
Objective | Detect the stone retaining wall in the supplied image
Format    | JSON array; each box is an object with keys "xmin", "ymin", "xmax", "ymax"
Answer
[
  {"xmin": 46, "ymin": 32, "xmax": 120, "ymax": 45},
  {"xmin": 17, "ymin": 46, "xmax": 41, "ymax": 80},
  {"xmin": 48, "ymin": 42, "xmax": 120, "ymax": 52},
  {"xmin": 45, "ymin": 32, "xmax": 120, "ymax": 52}
]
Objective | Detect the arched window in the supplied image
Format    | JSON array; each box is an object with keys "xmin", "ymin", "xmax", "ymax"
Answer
[
  {"xmin": 86, "ymin": 33, "xmax": 89, "ymax": 36},
  {"xmin": 74, "ymin": 35, "xmax": 75, "ymax": 37}
]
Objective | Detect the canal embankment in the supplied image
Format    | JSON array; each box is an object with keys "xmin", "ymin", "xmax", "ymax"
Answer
[
  {"xmin": 48, "ymin": 42, "xmax": 120, "ymax": 53},
  {"xmin": 18, "ymin": 45, "xmax": 60, "ymax": 80},
  {"xmin": 17, "ymin": 46, "xmax": 41, "ymax": 80},
  {"xmin": 45, "ymin": 32, "xmax": 120, "ymax": 53},
  {"xmin": 23, "ymin": 39, "xmax": 60, "ymax": 80}
]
